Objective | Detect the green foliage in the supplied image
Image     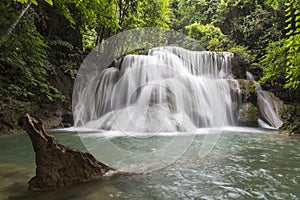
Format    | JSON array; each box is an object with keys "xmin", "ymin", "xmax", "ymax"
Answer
[
  {"xmin": 215, "ymin": 0, "xmax": 285, "ymax": 59},
  {"xmin": 137, "ymin": 0, "xmax": 170, "ymax": 28},
  {"xmin": 2, "ymin": 0, "xmax": 300, "ymax": 134},
  {"xmin": 285, "ymin": 34, "xmax": 300, "ymax": 88},
  {"xmin": 185, "ymin": 22, "xmax": 251, "ymax": 64},
  {"xmin": 46, "ymin": 38, "xmax": 82, "ymax": 80},
  {"xmin": 284, "ymin": 0, "xmax": 300, "ymax": 89},
  {"xmin": 260, "ymin": 39, "xmax": 288, "ymax": 88},
  {"xmin": 0, "ymin": 1, "xmax": 64, "ymax": 103},
  {"xmin": 171, "ymin": 0, "xmax": 299, "ymax": 96},
  {"xmin": 186, "ymin": 23, "xmax": 230, "ymax": 51},
  {"xmin": 15, "ymin": 0, "xmax": 53, "ymax": 6},
  {"xmin": 229, "ymin": 45, "xmax": 252, "ymax": 64},
  {"xmin": 280, "ymin": 103, "xmax": 300, "ymax": 134},
  {"xmin": 169, "ymin": 0, "xmax": 218, "ymax": 31},
  {"xmin": 49, "ymin": 0, "xmax": 170, "ymax": 48},
  {"xmin": 170, "ymin": 0, "xmax": 286, "ymax": 65},
  {"xmin": 0, "ymin": 0, "xmax": 171, "ymax": 112},
  {"xmin": 260, "ymin": 0, "xmax": 300, "ymax": 90}
]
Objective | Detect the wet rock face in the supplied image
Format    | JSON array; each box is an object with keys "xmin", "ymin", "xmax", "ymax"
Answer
[
  {"xmin": 228, "ymin": 78, "xmax": 285, "ymax": 128},
  {"xmin": 20, "ymin": 114, "xmax": 115, "ymax": 191},
  {"xmin": 236, "ymin": 102, "xmax": 258, "ymax": 127},
  {"xmin": 61, "ymin": 112, "xmax": 74, "ymax": 127},
  {"xmin": 228, "ymin": 79, "xmax": 258, "ymax": 126},
  {"xmin": 230, "ymin": 53, "xmax": 250, "ymax": 79},
  {"xmin": 42, "ymin": 108, "xmax": 73, "ymax": 128},
  {"xmin": 227, "ymin": 79, "xmax": 256, "ymax": 103}
]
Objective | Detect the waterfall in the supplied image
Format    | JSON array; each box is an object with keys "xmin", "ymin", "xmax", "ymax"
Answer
[
  {"xmin": 74, "ymin": 46, "xmax": 236, "ymax": 132},
  {"xmin": 246, "ymin": 72, "xmax": 283, "ymax": 129}
]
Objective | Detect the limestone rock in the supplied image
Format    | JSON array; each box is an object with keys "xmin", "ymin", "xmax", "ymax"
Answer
[
  {"xmin": 228, "ymin": 79, "xmax": 258, "ymax": 126},
  {"xmin": 20, "ymin": 114, "xmax": 115, "ymax": 191},
  {"xmin": 227, "ymin": 79, "xmax": 256, "ymax": 103},
  {"xmin": 236, "ymin": 102, "xmax": 258, "ymax": 127}
]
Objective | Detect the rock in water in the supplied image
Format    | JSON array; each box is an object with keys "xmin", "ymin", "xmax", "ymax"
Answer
[{"xmin": 20, "ymin": 114, "xmax": 115, "ymax": 191}]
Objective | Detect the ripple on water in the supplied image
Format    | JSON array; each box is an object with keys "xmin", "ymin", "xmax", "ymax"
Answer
[{"xmin": 0, "ymin": 130, "xmax": 300, "ymax": 199}]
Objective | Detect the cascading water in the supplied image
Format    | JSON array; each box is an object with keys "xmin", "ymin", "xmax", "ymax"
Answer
[
  {"xmin": 74, "ymin": 46, "xmax": 236, "ymax": 132},
  {"xmin": 246, "ymin": 72, "xmax": 283, "ymax": 129}
]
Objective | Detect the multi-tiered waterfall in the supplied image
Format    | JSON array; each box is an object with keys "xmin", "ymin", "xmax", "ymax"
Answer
[
  {"xmin": 70, "ymin": 45, "xmax": 285, "ymax": 173},
  {"xmin": 73, "ymin": 46, "xmax": 236, "ymax": 132}
]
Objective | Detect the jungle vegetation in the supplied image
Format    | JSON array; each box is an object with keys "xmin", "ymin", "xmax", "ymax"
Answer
[{"xmin": 0, "ymin": 0, "xmax": 299, "ymax": 132}]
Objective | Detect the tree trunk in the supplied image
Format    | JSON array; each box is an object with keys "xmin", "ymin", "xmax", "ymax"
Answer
[{"xmin": 0, "ymin": 2, "xmax": 31, "ymax": 48}]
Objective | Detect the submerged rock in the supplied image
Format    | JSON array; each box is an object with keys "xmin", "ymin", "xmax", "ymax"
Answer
[{"xmin": 20, "ymin": 114, "xmax": 115, "ymax": 191}]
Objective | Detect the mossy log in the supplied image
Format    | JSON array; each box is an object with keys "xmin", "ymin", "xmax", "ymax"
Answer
[{"xmin": 20, "ymin": 114, "xmax": 115, "ymax": 191}]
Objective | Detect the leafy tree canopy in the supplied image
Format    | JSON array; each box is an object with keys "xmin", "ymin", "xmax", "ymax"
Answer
[{"xmin": 0, "ymin": 0, "xmax": 299, "ymax": 113}]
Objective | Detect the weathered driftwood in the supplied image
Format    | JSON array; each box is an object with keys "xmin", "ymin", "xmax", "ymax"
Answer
[{"xmin": 20, "ymin": 114, "xmax": 115, "ymax": 191}]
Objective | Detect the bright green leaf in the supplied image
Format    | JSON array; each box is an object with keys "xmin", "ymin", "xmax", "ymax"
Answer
[
  {"xmin": 44, "ymin": 0, "xmax": 53, "ymax": 6},
  {"xmin": 30, "ymin": 0, "xmax": 38, "ymax": 5},
  {"xmin": 285, "ymin": 7, "xmax": 291, "ymax": 12},
  {"xmin": 285, "ymin": 17, "xmax": 292, "ymax": 23},
  {"xmin": 285, "ymin": 24, "xmax": 292, "ymax": 31},
  {"xmin": 286, "ymin": 29, "xmax": 294, "ymax": 36}
]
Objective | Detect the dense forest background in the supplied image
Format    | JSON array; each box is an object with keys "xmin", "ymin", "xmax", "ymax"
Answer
[{"xmin": 0, "ymin": 0, "xmax": 299, "ymax": 134}]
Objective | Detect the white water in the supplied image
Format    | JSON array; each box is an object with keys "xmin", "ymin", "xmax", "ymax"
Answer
[
  {"xmin": 74, "ymin": 46, "xmax": 236, "ymax": 132},
  {"xmin": 57, "ymin": 126, "xmax": 265, "ymax": 139},
  {"xmin": 246, "ymin": 72, "xmax": 283, "ymax": 129}
]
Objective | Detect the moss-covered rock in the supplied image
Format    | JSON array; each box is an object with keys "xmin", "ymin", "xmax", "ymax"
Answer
[
  {"xmin": 236, "ymin": 102, "xmax": 258, "ymax": 127},
  {"xmin": 280, "ymin": 103, "xmax": 300, "ymax": 134},
  {"xmin": 228, "ymin": 79, "xmax": 257, "ymax": 104}
]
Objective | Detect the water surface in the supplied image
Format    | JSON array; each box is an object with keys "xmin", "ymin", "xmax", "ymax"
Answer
[{"xmin": 0, "ymin": 128, "xmax": 299, "ymax": 200}]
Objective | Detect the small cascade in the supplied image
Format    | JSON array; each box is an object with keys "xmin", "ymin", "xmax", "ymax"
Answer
[
  {"xmin": 246, "ymin": 72, "xmax": 283, "ymax": 129},
  {"xmin": 74, "ymin": 46, "xmax": 237, "ymax": 132}
]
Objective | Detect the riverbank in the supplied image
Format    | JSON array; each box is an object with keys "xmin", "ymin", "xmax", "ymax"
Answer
[{"xmin": 0, "ymin": 100, "xmax": 73, "ymax": 136}]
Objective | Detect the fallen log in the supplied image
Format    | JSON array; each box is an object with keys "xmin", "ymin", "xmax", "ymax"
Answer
[{"xmin": 20, "ymin": 114, "xmax": 115, "ymax": 191}]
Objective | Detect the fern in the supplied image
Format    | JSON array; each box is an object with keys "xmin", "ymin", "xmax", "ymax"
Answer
[{"xmin": 284, "ymin": 0, "xmax": 300, "ymax": 89}]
